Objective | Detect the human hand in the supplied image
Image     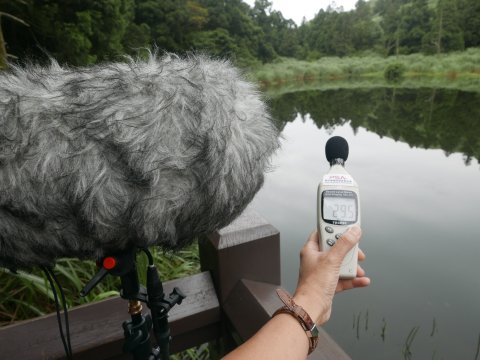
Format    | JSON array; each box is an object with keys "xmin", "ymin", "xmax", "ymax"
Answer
[{"xmin": 292, "ymin": 226, "xmax": 370, "ymax": 325}]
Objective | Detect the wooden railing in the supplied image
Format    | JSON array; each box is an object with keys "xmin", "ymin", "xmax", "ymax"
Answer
[{"xmin": 0, "ymin": 209, "xmax": 350, "ymax": 359}]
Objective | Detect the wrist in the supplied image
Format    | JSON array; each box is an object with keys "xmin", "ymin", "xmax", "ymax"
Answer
[
  {"xmin": 273, "ymin": 288, "xmax": 320, "ymax": 354},
  {"xmin": 293, "ymin": 290, "xmax": 329, "ymax": 325}
]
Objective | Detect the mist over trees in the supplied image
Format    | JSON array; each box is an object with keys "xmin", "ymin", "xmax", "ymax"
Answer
[{"xmin": 0, "ymin": 0, "xmax": 479, "ymax": 67}]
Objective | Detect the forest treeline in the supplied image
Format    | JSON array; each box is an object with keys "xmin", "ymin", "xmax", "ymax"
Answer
[
  {"xmin": 1, "ymin": 0, "xmax": 479, "ymax": 68},
  {"xmin": 269, "ymin": 88, "xmax": 480, "ymax": 164}
]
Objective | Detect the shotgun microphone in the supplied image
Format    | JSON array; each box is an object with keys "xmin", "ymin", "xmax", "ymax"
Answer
[{"xmin": 0, "ymin": 54, "xmax": 280, "ymax": 270}]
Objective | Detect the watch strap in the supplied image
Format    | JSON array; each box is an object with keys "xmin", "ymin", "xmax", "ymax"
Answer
[{"xmin": 272, "ymin": 288, "xmax": 319, "ymax": 354}]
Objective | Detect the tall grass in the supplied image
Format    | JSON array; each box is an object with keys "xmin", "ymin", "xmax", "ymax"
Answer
[
  {"xmin": 475, "ymin": 333, "xmax": 480, "ymax": 360},
  {"xmin": 403, "ymin": 326, "xmax": 420, "ymax": 360},
  {"xmin": 251, "ymin": 48, "xmax": 480, "ymax": 90},
  {"xmin": 0, "ymin": 243, "xmax": 200, "ymax": 326}
]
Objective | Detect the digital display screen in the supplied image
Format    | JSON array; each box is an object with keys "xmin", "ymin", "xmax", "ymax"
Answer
[{"xmin": 323, "ymin": 197, "xmax": 357, "ymax": 222}]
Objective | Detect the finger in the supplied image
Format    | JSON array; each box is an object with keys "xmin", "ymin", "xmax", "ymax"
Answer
[
  {"xmin": 351, "ymin": 276, "xmax": 371, "ymax": 288},
  {"xmin": 336, "ymin": 276, "xmax": 371, "ymax": 292},
  {"xmin": 358, "ymin": 248, "xmax": 366, "ymax": 262},
  {"xmin": 357, "ymin": 264, "xmax": 365, "ymax": 277},
  {"xmin": 304, "ymin": 230, "xmax": 320, "ymax": 251},
  {"xmin": 336, "ymin": 265, "xmax": 366, "ymax": 293},
  {"xmin": 329, "ymin": 226, "xmax": 361, "ymax": 261}
]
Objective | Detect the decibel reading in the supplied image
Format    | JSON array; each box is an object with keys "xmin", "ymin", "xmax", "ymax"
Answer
[{"xmin": 323, "ymin": 197, "xmax": 356, "ymax": 221}]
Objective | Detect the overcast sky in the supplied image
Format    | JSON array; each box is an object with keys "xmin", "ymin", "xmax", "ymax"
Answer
[{"xmin": 243, "ymin": 0, "xmax": 359, "ymax": 25}]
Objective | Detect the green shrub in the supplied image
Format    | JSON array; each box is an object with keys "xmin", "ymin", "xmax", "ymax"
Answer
[{"xmin": 384, "ymin": 63, "xmax": 406, "ymax": 82}]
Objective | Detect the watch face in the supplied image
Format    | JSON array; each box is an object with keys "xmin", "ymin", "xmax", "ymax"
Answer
[{"xmin": 322, "ymin": 190, "xmax": 358, "ymax": 225}]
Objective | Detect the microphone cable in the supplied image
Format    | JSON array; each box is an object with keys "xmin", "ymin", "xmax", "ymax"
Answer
[
  {"xmin": 141, "ymin": 247, "xmax": 154, "ymax": 266},
  {"xmin": 42, "ymin": 266, "xmax": 73, "ymax": 360}
]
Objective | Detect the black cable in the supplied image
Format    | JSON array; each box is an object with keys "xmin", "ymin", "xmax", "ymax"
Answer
[
  {"xmin": 42, "ymin": 267, "xmax": 73, "ymax": 360},
  {"xmin": 141, "ymin": 247, "xmax": 154, "ymax": 266},
  {"xmin": 48, "ymin": 268, "xmax": 73, "ymax": 357}
]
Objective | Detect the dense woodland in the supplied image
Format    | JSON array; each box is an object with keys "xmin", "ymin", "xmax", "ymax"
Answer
[{"xmin": 0, "ymin": 0, "xmax": 479, "ymax": 68}]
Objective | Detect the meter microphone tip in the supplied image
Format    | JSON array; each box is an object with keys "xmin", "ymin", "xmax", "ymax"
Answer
[{"xmin": 325, "ymin": 136, "xmax": 349, "ymax": 165}]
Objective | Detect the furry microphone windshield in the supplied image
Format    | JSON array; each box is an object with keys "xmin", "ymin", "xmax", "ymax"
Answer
[{"xmin": 0, "ymin": 54, "xmax": 280, "ymax": 270}]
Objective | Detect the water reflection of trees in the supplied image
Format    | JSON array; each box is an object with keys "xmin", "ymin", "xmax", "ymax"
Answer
[{"xmin": 268, "ymin": 88, "xmax": 480, "ymax": 164}]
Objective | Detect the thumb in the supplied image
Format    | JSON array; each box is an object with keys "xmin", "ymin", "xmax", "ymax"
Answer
[{"xmin": 329, "ymin": 226, "xmax": 362, "ymax": 261}]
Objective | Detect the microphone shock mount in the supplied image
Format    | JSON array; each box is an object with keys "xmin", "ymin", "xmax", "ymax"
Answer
[{"xmin": 80, "ymin": 248, "xmax": 185, "ymax": 360}]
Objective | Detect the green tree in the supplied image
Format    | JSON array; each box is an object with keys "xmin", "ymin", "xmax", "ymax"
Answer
[
  {"xmin": 132, "ymin": 0, "xmax": 210, "ymax": 53},
  {"xmin": 397, "ymin": 0, "xmax": 432, "ymax": 54},
  {"xmin": 190, "ymin": 28, "xmax": 239, "ymax": 58},
  {"xmin": 134, "ymin": 0, "xmax": 189, "ymax": 52},
  {"xmin": 329, "ymin": 12, "xmax": 355, "ymax": 56},
  {"xmin": 273, "ymin": 18, "xmax": 299, "ymax": 58},
  {"xmin": 375, "ymin": 0, "xmax": 407, "ymax": 55},
  {"xmin": 196, "ymin": 0, "xmax": 265, "ymax": 65},
  {"xmin": 458, "ymin": 0, "xmax": 480, "ymax": 48},
  {"xmin": 351, "ymin": 0, "xmax": 381, "ymax": 52},
  {"xmin": 302, "ymin": 9, "xmax": 352, "ymax": 57},
  {"xmin": 197, "ymin": 0, "xmax": 229, "ymax": 30},
  {"xmin": 0, "ymin": 0, "xmax": 29, "ymax": 68},
  {"xmin": 302, "ymin": 2, "xmax": 381, "ymax": 58},
  {"xmin": 251, "ymin": 0, "xmax": 299, "ymax": 58},
  {"xmin": 424, "ymin": 0, "xmax": 464, "ymax": 53},
  {"xmin": 122, "ymin": 22, "xmax": 151, "ymax": 54},
  {"xmin": 6, "ymin": 0, "xmax": 136, "ymax": 65},
  {"xmin": 186, "ymin": 0, "xmax": 209, "ymax": 31}
]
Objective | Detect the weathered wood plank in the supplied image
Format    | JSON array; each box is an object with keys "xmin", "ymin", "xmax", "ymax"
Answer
[{"xmin": 0, "ymin": 272, "xmax": 220, "ymax": 360}]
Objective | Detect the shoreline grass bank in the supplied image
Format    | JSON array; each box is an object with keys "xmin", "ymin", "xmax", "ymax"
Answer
[{"xmin": 251, "ymin": 48, "xmax": 480, "ymax": 93}]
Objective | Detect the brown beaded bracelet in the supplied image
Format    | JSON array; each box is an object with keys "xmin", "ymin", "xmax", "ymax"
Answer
[{"xmin": 272, "ymin": 288, "xmax": 319, "ymax": 354}]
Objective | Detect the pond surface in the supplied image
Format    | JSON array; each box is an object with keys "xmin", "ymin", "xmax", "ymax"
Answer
[{"xmin": 250, "ymin": 88, "xmax": 480, "ymax": 359}]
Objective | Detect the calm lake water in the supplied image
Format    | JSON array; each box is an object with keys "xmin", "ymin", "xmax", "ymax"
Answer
[{"xmin": 250, "ymin": 88, "xmax": 480, "ymax": 359}]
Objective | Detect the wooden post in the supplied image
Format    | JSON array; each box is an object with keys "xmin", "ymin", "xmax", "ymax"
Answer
[
  {"xmin": 199, "ymin": 208, "xmax": 281, "ymax": 304},
  {"xmin": 199, "ymin": 208, "xmax": 281, "ymax": 355}
]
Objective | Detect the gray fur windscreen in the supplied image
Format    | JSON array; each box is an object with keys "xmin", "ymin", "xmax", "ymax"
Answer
[{"xmin": 0, "ymin": 54, "xmax": 280, "ymax": 270}]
